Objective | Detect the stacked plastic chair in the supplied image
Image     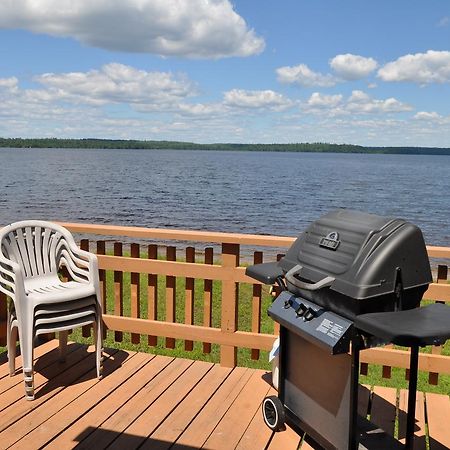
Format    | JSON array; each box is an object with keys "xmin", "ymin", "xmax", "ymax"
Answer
[{"xmin": 0, "ymin": 221, "xmax": 103, "ymax": 400}]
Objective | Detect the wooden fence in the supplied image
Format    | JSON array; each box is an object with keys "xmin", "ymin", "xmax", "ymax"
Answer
[{"xmin": 1, "ymin": 223, "xmax": 449, "ymax": 385}]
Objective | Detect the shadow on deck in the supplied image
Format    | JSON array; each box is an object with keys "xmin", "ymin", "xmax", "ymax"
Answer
[{"xmin": 0, "ymin": 340, "xmax": 448, "ymax": 449}]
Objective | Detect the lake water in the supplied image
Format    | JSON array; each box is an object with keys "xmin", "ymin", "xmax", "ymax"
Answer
[{"xmin": 1, "ymin": 147, "xmax": 450, "ymax": 249}]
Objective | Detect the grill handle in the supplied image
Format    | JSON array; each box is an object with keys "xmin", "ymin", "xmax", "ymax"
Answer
[{"xmin": 285, "ymin": 264, "xmax": 335, "ymax": 291}]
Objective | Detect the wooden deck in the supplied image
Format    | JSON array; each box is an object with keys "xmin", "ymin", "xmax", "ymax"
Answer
[{"xmin": 0, "ymin": 340, "xmax": 449, "ymax": 450}]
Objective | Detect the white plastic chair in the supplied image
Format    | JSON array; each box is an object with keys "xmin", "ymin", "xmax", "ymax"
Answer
[{"xmin": 0, "ymin": 221, "xmax": 103, "ymax": 400}]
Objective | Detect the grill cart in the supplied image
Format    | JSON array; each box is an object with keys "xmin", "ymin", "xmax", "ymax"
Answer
[{"xmin": 246, "ymin": 209, "xmax": 450, "ymax": 450}]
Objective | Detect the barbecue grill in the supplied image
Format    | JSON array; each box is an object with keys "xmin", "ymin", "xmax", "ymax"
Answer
[{"xmin": 246, "ymin": 209, "xmax": 450, "ymax": 450}]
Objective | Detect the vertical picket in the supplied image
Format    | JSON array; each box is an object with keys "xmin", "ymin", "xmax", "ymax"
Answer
[
  {"xmin": 184, "ymin": 247, "xmax": 195, "ymax": 351},
  {"xmin": 251, "ymin": 251, "xmax": 263, "ymax": 360},
  {"xmin": 130, "ymin": 243, "xmax": 141, "ymax": 345},
  {"xmin": 80, "ymin": 239, "xmax": 92, "ymax": 338},
  {"xmin": 147, "ymin": 244, "xmax": 158, "ymax": 346},
  {"xmin": 114, "ymin": 242, "xmax": 123, "ymax": 342},
  {"xmin": 0, "ymin": 292, "xmax": 6, "ymax": 346},
  {"xmin": 203, "ymin": 247, "xmax": 213, "ymax": 354},
  {"xmin": 428, "ymin": 264, "xmax": 448, "ymax": 385},
  {"xmin": 165, "ymin": 246, "xmax": 176, "ymax": 349},
  {"xmin": 96, "ymin": 240, "xmax": 107, "ymax": 339}
]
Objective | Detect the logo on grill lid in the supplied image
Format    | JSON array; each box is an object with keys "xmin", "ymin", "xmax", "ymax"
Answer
[{"xmin": 319, "ymin": 231, "xmax": 340, "ymax": 250}]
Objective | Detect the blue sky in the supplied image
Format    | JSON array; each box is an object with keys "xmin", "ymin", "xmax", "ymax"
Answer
[{"xmin": 0, "ymin": 0, "xmax": 449, "ymax": 146}]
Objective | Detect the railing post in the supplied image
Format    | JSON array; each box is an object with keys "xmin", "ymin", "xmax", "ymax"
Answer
[{"xmin": 220, "ymin": 243, "xmax": 240, "ymax": 367}]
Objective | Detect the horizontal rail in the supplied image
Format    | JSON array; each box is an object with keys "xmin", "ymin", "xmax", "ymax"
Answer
[
  {"xmin": 424, "ymin": 283, "xmax": 450, "ymax": 302},
  {"xmin": 361, "ymin": 347, "xmax": 450, "ymax": 375},
  {"xmin": 103, "ymin": 315, "xmax": 275, "ymax": 350},
  {"xmin": 98, "ymin": 255, "xmax": 450, "ymax": 301},
  {"xmin": 98, "ymin": 255, "xmax": 254, "ymax": 283},
  {"xmin": 58, "ymin": 222, "xmax": 450, "ymax": 258},
  {"xmin": 427, "ymin": 246, "xmax": 450, "ymax": 258},
  {"xmin": 58, "ymin": 222, "xmax": 296, "ymax": 247}
]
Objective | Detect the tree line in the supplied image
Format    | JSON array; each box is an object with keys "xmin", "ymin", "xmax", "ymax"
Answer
[{"xmin": 1, "ymin": 138, "xmax": 449, "ymax": 155}]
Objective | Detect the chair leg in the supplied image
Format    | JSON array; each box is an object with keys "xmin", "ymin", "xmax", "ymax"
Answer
[
  {"xmin": 7, "ymin": 316, "xmax": 17, "ymax": 376},
  {"xmin": 94, "ymin": 318, "xmax": 103, "ymax": 380},
  {"xmin": 59, "ymin": 330, "xmax": 68, "ymax": 362},
  {"xmin": 19, "ymin": 326, "xmax": 35, "ymax": 401}
]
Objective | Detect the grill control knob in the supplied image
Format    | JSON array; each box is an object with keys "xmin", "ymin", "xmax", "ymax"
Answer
[
  {"xmin": 283, "ymin": 299, "xmax": 292, "ymax": 309},
  {"xmin": 303, "ymin": 308, "xmax": 316, "ymax": 321},
  {"xmin": 295, "ymin": 303, "xmax": 308, "ymax": 317}
]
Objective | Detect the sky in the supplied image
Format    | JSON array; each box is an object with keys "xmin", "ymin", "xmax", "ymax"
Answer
[{"xmin": 0, "ymin": 0, "xmax": 449, "ymax": 146}]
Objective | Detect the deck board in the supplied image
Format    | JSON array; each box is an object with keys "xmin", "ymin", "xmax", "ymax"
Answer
[
  {"xmin": 398, "ymin": 390, "xmax": 427, "ymax": 450},
  {"xmin": 0, "ymin": 342, "xmax": 448, "ymax": 450},
  {"xmin": 9, "ymin": 349, "xmax": 141, "ymax": 449},
  {"xmin": 203, "ymin": 369, "xmax": 271, "ymax": 449},
  {"xmin": 426, "ymin": 392, "xmax": 450, "ymax": 450}
]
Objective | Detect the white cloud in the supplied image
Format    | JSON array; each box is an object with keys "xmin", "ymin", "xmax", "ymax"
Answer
[
  {"xmin": 414, "ymin": 111, "xmax": 442, "ymax": 121},
  {"xmin": 329, "ymin": 54, "xmax": 378, "ymax": 80},
  {"xmin": 347, "ymin": 90, "xmax": 412, "ymax": 113},
  {"xmin": 378, "ymin": 50, "xmax": 450, "ymax": 84},
  {"xmin": 307, "ymin": 92, "xmax": 343, "ymax": 108},
  {"xmin": 276, "ymin": 64, "xmax": 337, "ymax": 87},
  {"xmin": 302, "ymin": 90, "xmax": 412, "ymax": 116},
  {"xmin": 223, "ymin": 89, "xmax": 293, "ymax": 111},
  {"xmin": 0, "ymin": 77, "xmax": 19, "ymax": 92},
  {"xmin": 0, "ymin": 0, "xmax": 264, "ymax": 59},
  {"xmin": 35, "ymin": 63, "xmax": 196, "ymax": 107},
  {"xmin": 177, "ymin": 102, "xmax": 223, "ymax": 116}
]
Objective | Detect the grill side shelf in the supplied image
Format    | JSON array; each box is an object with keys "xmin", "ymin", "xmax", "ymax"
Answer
[{"xmin": 268, "ymin": 291, "xmax": 353, "ymax": 355}]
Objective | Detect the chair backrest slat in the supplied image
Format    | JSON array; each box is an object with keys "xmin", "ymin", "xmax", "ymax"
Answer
[
  {"xmin": 25, "ymin": 227, "xmax": 38, "ymax": 277},
  {"xmin": 34, "ymin": 226, "xmax": 44, "ymax": 276},
  {"xmin": 49, "ymin": 232, "xmax": 61, "ymax": 274},
  {"xmin": 16, "ymin": 229, "xmax": 32, "ymax": 278},
  {"xmin": 42, "ymin": 228, "xmax": 52, "ymax": 275}
]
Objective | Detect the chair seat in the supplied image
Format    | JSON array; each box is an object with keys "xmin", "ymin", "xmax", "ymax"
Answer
[{"xmin": 26, "ymin": 281, "xmax": 96, "ymax": 304}]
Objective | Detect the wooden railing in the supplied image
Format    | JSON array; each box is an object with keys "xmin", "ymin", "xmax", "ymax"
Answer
[{"xmin": 1, "ymin": 223, "xmax": 449, "ymax": 385}]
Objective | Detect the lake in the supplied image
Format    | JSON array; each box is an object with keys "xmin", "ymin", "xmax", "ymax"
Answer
[{"xmin": 1, "ymin": 148, "xmax": 450, "ymax": 249}]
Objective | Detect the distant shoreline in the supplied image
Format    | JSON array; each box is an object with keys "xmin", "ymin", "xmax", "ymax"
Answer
[{"xmin": 1, "ymin": 138, "xmax": 450, "ymax": 155}]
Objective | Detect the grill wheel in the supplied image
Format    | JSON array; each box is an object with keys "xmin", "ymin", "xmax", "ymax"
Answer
[{"xmin": 262, "ymin": 395, "xmax": 286, "ymax": 432}]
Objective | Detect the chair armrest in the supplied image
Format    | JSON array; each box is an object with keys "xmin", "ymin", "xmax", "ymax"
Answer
[
  {"xmin": 0, "ymin": 253, "xmax": 26, "ymax": 301},
  {"xmin": 58, "ymin": 241, "xmax": 102, "ymax": 308}
]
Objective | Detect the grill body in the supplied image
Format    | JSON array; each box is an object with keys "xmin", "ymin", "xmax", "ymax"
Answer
[{"xmin": 246, "ymin": 209, "xmax": 435, "ymax": 450}]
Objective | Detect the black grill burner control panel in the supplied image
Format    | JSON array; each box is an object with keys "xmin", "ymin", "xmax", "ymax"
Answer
[{"xmin": 268, "ymin": 291, "xmax": 353, "ymax": 355}]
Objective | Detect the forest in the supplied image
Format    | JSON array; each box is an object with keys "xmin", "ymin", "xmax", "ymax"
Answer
[{"xmin": 1, "ymin": 138, "xmax": 450, "ymax": 155}]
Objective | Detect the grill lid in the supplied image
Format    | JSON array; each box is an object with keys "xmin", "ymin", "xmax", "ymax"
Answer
[{"xmin": 278, "ymin": 209, "xmax": 432, "ymax": 301}]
